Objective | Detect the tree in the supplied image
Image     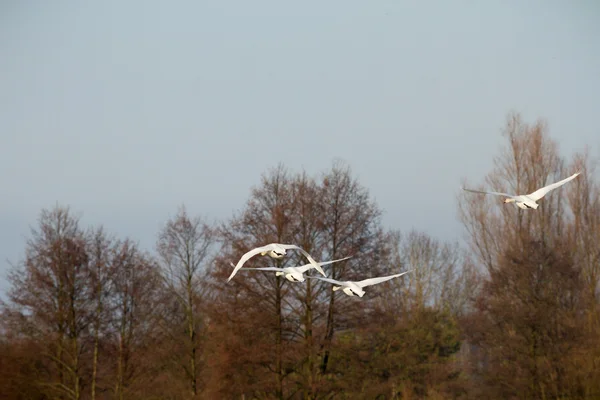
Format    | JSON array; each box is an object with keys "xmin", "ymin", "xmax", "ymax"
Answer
[
  {"xmin": 458, "ymin": 112, "xmax": 600, "ymax": 398},
  {"xmin": 156, "ymin": 205, "xmax": 216, "ymax": 397},
  {"xmin": 109, "ymin": 239, "xmax": 161, "ymax": 400},
  {"xmin": 316, "ymin": 160, "xmax": 386, "ymax": 378},
  {"xmin": 464, "ymin": 240, "xmax": 585, "ymax": 399},
  {"xmin": 0, "ymin": 329, "xmax": 46, "ymax": 400},
  {"xmin": 4, "ymin": 206, "xmax": 90, "ymax": 400},
  {"xmin": 329, "ymin": 306, "xmax": 463, "ymax": 399},
  {"xmin": 87, "ymin": 227, "xmax": 115, "ymax": 400},
  {"xmin": 566, "ymin": 150, "xmax": 600, "ymax": 313},
  {"xmin": 287, "ymin": 171, "xmax": 327, "ymax": 398},
  {"xmin": 564, "ymin": 149, "xmax": 600, "ymax": 396},
  {"xmin": 459, "ymin": 112, "xmax": 568, "ymax": 271},
  {"xmin": 210, "ymin": 163, "xmax": 297, "ymax": 399},
  {"xmin": 362, "ymin": 230, "xmax": 473, "ymax": 399},
  {"xmin": 207, "ymin": 161, "xmax": 390, "ymax": 399}
]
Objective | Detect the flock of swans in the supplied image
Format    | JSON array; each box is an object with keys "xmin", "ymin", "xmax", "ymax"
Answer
[
  {"xmin": 225, "ymin": 171, "xmax": 581, "ymax": 297},
  {"xmin": 226, "ymin": 243, "xmax": 413, "ymax": 297}
]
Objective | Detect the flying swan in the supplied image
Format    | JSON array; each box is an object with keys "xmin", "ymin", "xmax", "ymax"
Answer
[
  {"xmin": 308, "ymin": 270, "xmax": 414, "ymax": 297},
  {"xmin": 227, "ymin": 243, "xmax": 326, "ymax": 282},
  {"xmin": 234, "ymin": 256, "xmax": 352, "ymax": 283},
  {"xmin": 462, "ymin": 171, "xmax": 580, "ymax": 210}
]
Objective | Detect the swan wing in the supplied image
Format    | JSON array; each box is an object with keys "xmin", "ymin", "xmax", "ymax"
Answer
[
  {"xmin": 356, "ymin": 270, "xmax": 414, "ymax": 288},
  {"xmin": 527, "ymin": 172, "xmax": 581, "ymax": 201},
  {"xmin": 239, "ymin": 267, "xmax": 286, "ymax": 272},
  {"xmin": 307, "ymin": 276, "xmax": 345, "ymax": 286},
  {"xmin": 462, "ymin": 187, "xmax": 516, "ymax": 198},
  {"xmin": 227, "ymin": 245, "xmax": 272, "ymax": 282},
  {"xmin": 279, "ymin": 244, "xmax": 327, "ymax": 277},
  {"xmin": 295, "ymin": 255, "xmax": 352, "ymax": 273}
]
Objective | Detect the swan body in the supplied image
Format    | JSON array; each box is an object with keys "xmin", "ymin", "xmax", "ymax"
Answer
[
  {"xmin": 234, "ymin": 256, "xmax": 352, "ymax": 283},
  {"xmin": 309, "ymin": 270, "xmax": 414, "ymax": 297},
  {"xmin": 227, "ymin": 243, "xmax": 326, "ymax": 282},
  {"xmin": 462, "ymin": 172, "xmax": 580, "ymax": 210}
]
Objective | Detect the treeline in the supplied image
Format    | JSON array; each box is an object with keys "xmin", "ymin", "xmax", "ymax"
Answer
[{"xmin": 1, "ymin": 112, "xmax": 599, "ymax": 399}]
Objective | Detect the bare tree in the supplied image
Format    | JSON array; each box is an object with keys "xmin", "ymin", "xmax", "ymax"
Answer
[
  {"xmin": 87, "ymin": 227, "xmax": 115, "ymax": 400},
  {"xmin": 465, "ymin": 239, "xmax": 585, "ymax": 399},
  {"xmin": 566, "ymin": 149, "xmax": 600, "ymax": 314},
  {"xmin": 317, "ymin": 160, "xmax": 385, "ymax": 377},
  {"xmin": 459, "ymin": 112, "xmax": 568, "ymax": 273},
  {"xmin": 109, "ymin": 240, "xmax": 160, "ymax": 400},
  {"xmin": 212, "ymin": 163, "xmax": 296, "ymax": 399},
  {"xmin": 4, "ymin": 205, "xmax": 90, "ymax": 400},
  {"xmin": 377, "ymin": 229, "xmax": 476, "ymax": 318},
  {"xmin": 287, "ymin": 171, "xmax": 327, "ymax": 398},
  {"xmin": 156, "ymin": 205, "xmax": 215, "ymax": 397},
  {"xmin": 458, "ymin": 112, "xmax": 600, "ymax": 398}
]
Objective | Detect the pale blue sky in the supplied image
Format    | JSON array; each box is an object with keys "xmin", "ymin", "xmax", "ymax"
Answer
[{"xmin": 1, "ymin": 1, "xmax": 599, "ymax": 297}]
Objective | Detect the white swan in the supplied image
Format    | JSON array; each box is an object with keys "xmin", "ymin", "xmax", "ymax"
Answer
[
  {"xmin": 227, "ymin": 243, "xmax": 326, "ymax": 282},
  {"xmin": 232, "ymin": 256, "xmax": 352, "ymax": 283},
  {"xmin": 308, "ymin": 270, "xmax": 414, "ymax": 297},
  {"xmin": 462, "ymin": 172, "xmax": 580, "ymax": 210}
]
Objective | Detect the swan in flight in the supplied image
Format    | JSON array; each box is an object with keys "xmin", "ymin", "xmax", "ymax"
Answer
[
  {"xmin": 462, "ymin": 171, "xmax": 580, "ymax": 210},
  {"xmin": 308, "ymin": 270, "xmax": 414, "ymax": 297},
  {"xmin": 232, "ymin": 256, "xmax": 352, "ymax": 283},
  {"xmin": 227, "ymin": 243, "xmax": 326, "ymax": 282}
]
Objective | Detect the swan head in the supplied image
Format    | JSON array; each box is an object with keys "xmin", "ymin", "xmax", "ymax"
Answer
[
  {"xmin": 268, "ymin": 249, "xmax": 286, "ymax": 259},
  {"xmin": 288, "ymin": 273, "xmax": 305, "ymax": 282},
  {"xmin": 503, "ymin": 198, "xmax": 515, "ymax": 204}
]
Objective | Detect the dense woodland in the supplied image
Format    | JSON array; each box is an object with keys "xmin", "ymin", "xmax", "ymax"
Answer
[{"xmin": 1, "ymin": 112, "xmax": 599, "ymax": 399}]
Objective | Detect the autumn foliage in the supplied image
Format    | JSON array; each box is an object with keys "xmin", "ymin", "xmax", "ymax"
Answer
[{"xmin": 1, "ymin": 112, "xmax": 599, "ymax": 399}]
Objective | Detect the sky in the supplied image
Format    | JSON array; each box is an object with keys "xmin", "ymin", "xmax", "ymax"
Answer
[{"xmin": 1, "ymin": 0, "xmax": 599, "ymax": 298}]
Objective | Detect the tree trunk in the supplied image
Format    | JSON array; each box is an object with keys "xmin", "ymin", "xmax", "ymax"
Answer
[
  {"xmin": 91, "ymin": 282, "xmax": 102, "ymax": 400},
  {"xmin": 320, "ymin": 291, "xmax": 335, "ymax": 375},
  {"xmin": 320, "ymin": 240, "xmax": 338, "ymax": 375},
  {"xmin": 275, "ymin": 274, "xmax": 283, "ymax": 400},
  {"xmin": 187, "ymin": 275, "xmax": 198, "ymax": 397},
  {"xmin": 304, "ymin": 278, "xmax": 315, "ymax": 400},
  {"xmin": 91, "ymin": 328, "xmax": 99, "ymax": 400},
  {"xmin": 69, "ymin": 282, "xmax": 81, "ymax": 400},
  {"xmin": 115, "ymin": 334, "xmax": 124, "ymax": 400}
]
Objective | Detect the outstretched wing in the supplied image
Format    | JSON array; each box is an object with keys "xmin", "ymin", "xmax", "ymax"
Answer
[
  {"xmin": 356, "ymin": 270, "xmax": 414, "ymax": 288},
  {"xmin": 307, "ymin": 275, "xmax": 345, "ymax": 286},
  {"xmin": 462, "ymin": 187, "xmax": 516, "ymax": 198},
  {"xmin": 236, "ymin": 266, "xmax": 286, "ymax": 273},
  {"xmin": 280, "ymin": 244, "xmax": 327, "ymax": 277},
  {"xmin": 227, "ymin": 245, "xmax": 272, "ymax": 282},
  {"xmin": 527, "ymin": 172, "xmax": 581, "ymax": 201},
  {"xmin": 295, "ymin": 255, "xmax": 353, "ymax": 273}
]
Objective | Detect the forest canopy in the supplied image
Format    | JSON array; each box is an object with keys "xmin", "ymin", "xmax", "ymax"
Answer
[{"xmin": 1, "ymin": 112, "xmax": 599, "ymax": 399}]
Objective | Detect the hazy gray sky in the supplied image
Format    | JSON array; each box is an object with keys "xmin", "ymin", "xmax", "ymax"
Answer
[{"xmin": 1, "ymin": 0, "xmax": 599, "ymax": 297}]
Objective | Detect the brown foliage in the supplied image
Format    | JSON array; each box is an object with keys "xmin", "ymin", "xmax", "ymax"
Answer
[
  {"xmin": 464, "ymin": 240, "xmax": 586, "ymax": 399},
  {"xmin": 155, "ymin": 205, "xmax": 215, "ymax": 397},
  {"xmin": 459, "ymin": 112, "xmax": 600, "ymax": 399},
  {"xmin": 3, "ymin": 116, "xmax": 597, "ymax": 398}
]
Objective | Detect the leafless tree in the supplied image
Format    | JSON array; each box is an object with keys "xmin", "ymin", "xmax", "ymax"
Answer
[
  {"xmin": 458, "ymin": 112, "xmax": 600, "ymax": 398},
  {"xmin": 108, "ymin": 240, "xmax": 161, "ymax": 400},
  {"xmin": 459, "ymin": 112, "xmax": 568, "ymax": 273},
  {"xmin": 316, "ymin": 160, "xmax": 386, "ymax": 378},
  {"xmin": 377, "ymin": 229, "xmax": 477, "ymax": 318},
  {"xmin": 4, "ymin": 205, "xmax": 90, "ymax": 400},
  {"xmin": 212, "ymin": 163, "xmax": 297, "ymax": 399},
  {"xmin": 87, "ymin": 227, "xmax": 115, "ymax": 400},
  {"xmin": 465, "ymin": 239, "xmax": 585, "ymax": 399},
  {"xmin": 156, "ymin": 205, "xmax": 216, "ymax": 397}
]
